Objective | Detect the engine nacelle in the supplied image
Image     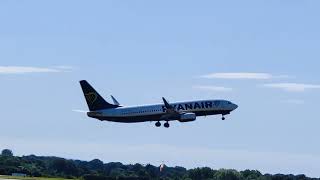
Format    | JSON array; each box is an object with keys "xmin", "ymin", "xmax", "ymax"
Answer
[{"xmin": 179, "ymin": 113, "xmax": 196, "ymax": 122}]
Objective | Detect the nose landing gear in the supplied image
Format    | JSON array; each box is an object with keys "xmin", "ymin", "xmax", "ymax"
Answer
[{"xmin": 222, "ymin": 116, "xmax": 226, "ymax": 120}]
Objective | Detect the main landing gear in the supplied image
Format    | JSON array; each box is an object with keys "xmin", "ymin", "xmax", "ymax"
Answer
[
  {"xmin": 155, "ymin": 121, "xmax": 170, "ymax": 128},
  {"xmin": 164, "ymin": 122, "xmax": 170, "ymax": 128},
  {"xmin": 155, "ymin": 121, "xmax": 161, "ymax": 127},
  {"xmin": 222, "ymin": 116, "xmax": 226, "ymax": 121}
]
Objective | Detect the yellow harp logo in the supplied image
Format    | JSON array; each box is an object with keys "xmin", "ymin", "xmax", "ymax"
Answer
[{"xmin": 85, "ymin": 92, "xmax": 98, "ymax": 104}]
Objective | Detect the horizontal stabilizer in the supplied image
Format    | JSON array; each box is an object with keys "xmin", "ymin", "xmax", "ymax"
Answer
[{"xmin": 72, "ymin": 109, "xmax": 88, "ymax": 113}]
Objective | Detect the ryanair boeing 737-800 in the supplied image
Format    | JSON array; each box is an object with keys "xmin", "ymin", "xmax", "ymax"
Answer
[{"xmin": 80, "ymin": 80, "xmax": 238, "ymax": 128}]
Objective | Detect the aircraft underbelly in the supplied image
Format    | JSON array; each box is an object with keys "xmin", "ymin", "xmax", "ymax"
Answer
[
  {"xmin": 97, "ymin": 110, "xmax": 231, "ymax": 123},
  {"xmin": 99, "ymin": 114, "xmax": 163, "ymax": 123}
]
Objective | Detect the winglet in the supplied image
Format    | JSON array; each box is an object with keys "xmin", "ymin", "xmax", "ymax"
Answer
[{"xmin": 111, "ymin": 95, "xmax": 120, "ymax": 106}]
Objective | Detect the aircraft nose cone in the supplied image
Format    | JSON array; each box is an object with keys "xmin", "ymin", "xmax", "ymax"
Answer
[{"xmin": 233, "ymin": 104, "xmax": 238, "ymax": 110}]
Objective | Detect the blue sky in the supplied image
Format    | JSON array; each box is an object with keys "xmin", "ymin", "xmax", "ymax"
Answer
[{"xmin": 1, "ymin": 0, "xmax": 320, "ymax": 177}]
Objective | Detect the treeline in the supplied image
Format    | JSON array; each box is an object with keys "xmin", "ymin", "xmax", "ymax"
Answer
[{"xmin": 0, "ymin": 149, "xmax": 318, "ymax": 180}]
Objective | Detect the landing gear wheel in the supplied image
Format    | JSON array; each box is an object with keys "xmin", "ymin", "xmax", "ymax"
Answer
[
  {"xmin": 164, "ymin": 122, "xmax": 170, "ymax": 128},
  {"xmin": 222, "ymin": 116, "xmax": 226, "ymax": 121},
  {"xmin": 155, "ymin": 121, "xmax": 161, "ymax": 127}
]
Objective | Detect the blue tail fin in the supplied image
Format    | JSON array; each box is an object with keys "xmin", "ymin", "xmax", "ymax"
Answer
[{"xmin": 79, "ymin": 80, "xmax": 119, "ymax": 111}]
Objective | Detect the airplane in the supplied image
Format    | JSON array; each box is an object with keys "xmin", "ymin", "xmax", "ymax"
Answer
[{"xmin": 79, "ymin": 80, "xmax": 238, "ymax": 128}]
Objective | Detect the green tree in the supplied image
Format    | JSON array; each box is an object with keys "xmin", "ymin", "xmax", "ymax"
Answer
[
  {"xmin": 188, "ymin": 167, "xmax": 214, "ymax": 180},
  {"xmin": 88, "ymin": 159, "xmax": 104, "ymax": 171},
  {"xmin": 1, "ymin": 149, "xmax": 13, "ymax": 157},
  {"xmin": 241, "ymin": 169, "xmax": 262, "ymax": 180},
  {"xmin": 213, "ymin": 169, "xmax": 242, "ymax": 180},
  {"xmin": 50, "ymin": 158, "xmax": 79, "ymax": 177}
]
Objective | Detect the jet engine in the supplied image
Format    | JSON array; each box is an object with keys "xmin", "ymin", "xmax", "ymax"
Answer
[{"xmin": 179, "ymin": 113, "xmax": 196, "ymax": 122}]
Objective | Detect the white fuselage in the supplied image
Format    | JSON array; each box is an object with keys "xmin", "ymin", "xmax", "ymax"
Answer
[{"xmin": 87, "ymin": 99, "xmax": 238, "ymax": 123}]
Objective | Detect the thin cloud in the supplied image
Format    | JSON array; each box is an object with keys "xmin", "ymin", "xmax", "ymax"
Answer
[
  {"xmin": 263, "ymin": 83, "xmax": 320, "ymax": 92},
  {"xmin": 193, "ymin": 85, "xmax": 232, "ymax": 92},
  {"xmin": 200, "ymin": 73, "xmax": 288, "ymax": 80},
  {"xmin": 0, "ymin": 66, "xmax": 73, "ymax": 74},
  {"xmin": 54, "ymin": 65, "xmax": 73, "ymax": 70},
  {"xmin": 282, "ymin": 99, "xmax": 305, "ymax": 105}
]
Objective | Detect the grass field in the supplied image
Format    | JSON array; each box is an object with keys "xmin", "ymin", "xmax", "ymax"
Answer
[{"xmin": 0, "ymin": 175, "xmax": 77, "ymax": 180}]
